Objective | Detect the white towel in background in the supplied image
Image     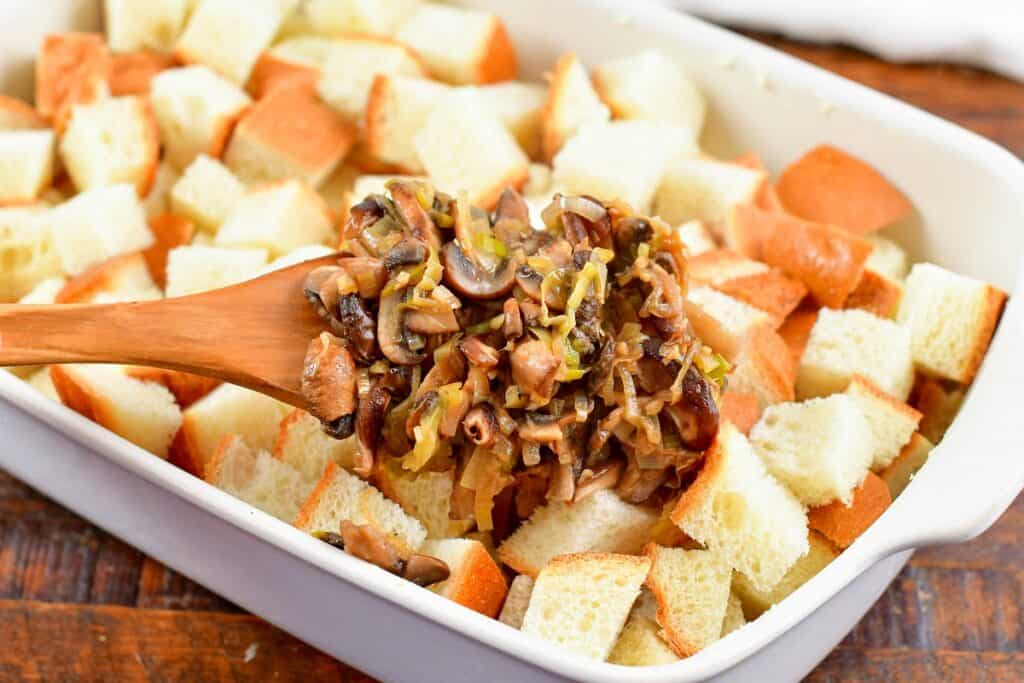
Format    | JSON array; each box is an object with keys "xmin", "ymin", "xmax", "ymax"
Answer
[{"xmin": 665, "ymin": 0, "xmax": 1024, "ymax": 82}]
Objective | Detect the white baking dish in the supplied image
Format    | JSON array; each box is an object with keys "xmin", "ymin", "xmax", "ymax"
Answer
[{"xmin": 2, "ymin": 1, "xmax": 1023, "ymax": 681}]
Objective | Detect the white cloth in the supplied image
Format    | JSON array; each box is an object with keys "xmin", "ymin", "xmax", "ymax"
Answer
[{"xmin": 665, "ymin": 0, "xmax": 1024, "ymax": 82}]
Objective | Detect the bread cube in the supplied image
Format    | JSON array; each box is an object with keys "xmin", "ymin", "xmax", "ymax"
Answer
[
  {"xmin": 686, "ymin": 286, "xmax": 772, "ymax": 338},
  {"xmin": 204, "ymin": 434, "xmax": 313, "ymax": 522},
  {"xmin": 608, "ymin": 590, "xmax": 679, "ymax": 666},
  {"xmin": 419, "ymin": 538, "xmax": 508, "ymax": 618},
  {"xmin": 35, "ymin": 33, "xmax": 109, "ymax": 119},
  {"xmin": 141, "ymin": 213, "xmax": 195, "ymax": 288},
  {"xmin": 728, "ymin": 324, "xmax": 796, "ymax": 409},
  {"xmin": 17, "ymin": 277, "xmax": 65, "ymax": 305},
  {"xmin": 305, "ymin": 0, "xmax": 420, "ymax": 37},
  {"xmin": 750, "ymin": 394, "xmax": 874, "ymax": 506},
  {"xmin": 497, "ymin": 489, "xmax": 658, "ymax": 578},
  {"xmin": 395, "ymin": 4, "xmax": 516, "ymax": 85},
  {"xmin": 169, "ymin": 155, "xmax": 244, "ymax": 233},
  {"xmin": 690, "ymin": 249, "xmax": 807, "ymax": 326},
  {"xmin": 262, "ymin": 245, "xmax": 335, "ymax": 274},
  {"xmin": 879, "ymin": 432, "xmax": 933, "ymax": 499},
  {"xmin": 461, "ymin": 82, "xmax": 546, "ymax": 159},
  {"xmin": 592, "ymin": 50, "xmax": 705, "ymax": 137},
  {"xmin": 643, "ymin": 545, "xmax": 731, "ymax": 657},
  {"xmin": 317, "ymin": 163, "xmax": 359, "ymax": 215},
  {"xmin": 49, "ymin": 184, "xmax": 154, "ymax": 276},
  {"xmin": 272, "ymin": 409, "xmax": 358, "ymax": 484},
  {"xmin": 414, "ymin": 106, "xmax": 528, "ymax": 211},
  {"xmin": 224, "ymin": 85, "xmax": 356, "ymax": 187},
  {"xmin": 247, "ymin": 35, "xmax": 334, "ymax": 97},
  {"xmin": 552, "ymin": 121, "xmax": 697, "ymax": 214},
  {"xmin": 797, "ymin": 308, "xmax": 915, "ymax": 400},
  {"xmin": 125, "ymin": 367, "xmax": 219, "ymax": 409},
  {"xmin": 864, "ymin": 234, "xmax": 909, "ymax": 281},
  {"xmin": 142, "ymin": 162, "xmax": 181, "ymax": 219},
  {"xmin": 732, "ymin": 531, "xmax": 838, "ymax": 618},
  {"xmin": 498, "ymin": 575, "xmax": 534, "ymax": 630},
  {"xmin": 0, "ymin": 207, "xmax": 62, "ymax": 301},
  {"xmin": 150, "ymin": 65, "xmax": 252, "ymax": 170},
  {"xmin": 671, "ymin": 422, "xmax": 808, "ymax": 592},
  {"xmin": 677, "ymin": 220, "xmax": 716, "ymax": 256},
  {"xmin": 911, "ymin": 376, "xmax": 965, "ymax": 444},
  {"xmin": 777, "ymin": 145, "xmax": 912, "ymax": 235},
  {"xmin": 215, "ymin": 180, "xmax": 333, "ymax": 257},
  {"xmin": 376, "ymin": 464, "xmax": 472, "ymax": 539},
  {"xmin": 808, "ymin": 472, "xmax": 892, "ymax": 549},
  {"xmin": 718, "ymin": 391, "xmax": 761, "ymax": 435},
  {"xmin": 26, "ymin": 367, "xmax": 61, "ymax": 401},
  {"xmin": 364, "ymin": 75, "xmax": 451, "ymax": 173},
  {"xmin": 0, "ymin": 130, "xmax": 56, "ymax": 205},
  {"xmin": 294, "ymin": 462, "xmax": 427, "ymax": 552},
  {"xmin": 109, "ymin": 50, "xmax": 177, "ymax": 96},
  {"xmin": 898, "ymin": 262, "xmax": 1006, "ymax": 383},
  {"xmin": 316, "ymin": 37, "xmax": 428, "ymax": 119},
  {"xmin": 845, "ymin": 375, "xmax": 922, "ymax": 471},
  {"xmin": 654, "ymin": 158, "xmax": 764, "ymax": 228},
  {"xmin": 844, "ymin": 268, "xmax": 903, "ymax": 319},
  {"xmin": 164, "ymin": 245, "xmax": 267, "ymax": 297},
  {"xmin": 522, "ymin": 552, "xmax": 651, "ymax": 662},
  {"xmin": 721, "ymin": 592, "xmax": 747, "ymax": 637},
  {"xmin": 55, "ymin": 252, "xmax": 162, "ymax": 304},
  {"xmin": 778, "ymin": 307, "xmax": 819, "ymax": 367},
  {"xmin": 0, "ymin": 95, "xmax": 48, "ymax": 131},
  {"xmin": 175, "ymin": 0, "xmax": 290, "ymax": 84},
  {"xmin": 50, "ymin": 364, "xmax": 182, "ymax": 457},
  {"xmin": 541, "ymin": 53, "xmax": 610, "ymax": 161},
  {"xmin": 104, "ymin": 0, "xmax": 188, "ymax": 52}
]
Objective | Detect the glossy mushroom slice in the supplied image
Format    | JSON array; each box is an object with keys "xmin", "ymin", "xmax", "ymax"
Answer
[
  {"xmin": 377, "ymin": 288, "xmax": 427, "ymax": 366},
  {"xmin": 301, "ymin": 333, "xmax": 357, "ymax": 439}
]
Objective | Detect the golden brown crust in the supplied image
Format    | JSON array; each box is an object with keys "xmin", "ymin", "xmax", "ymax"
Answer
[
  {"xmin": 109, "ymin": 50, "xmax": 176, "ymax": 96},
  {"xmin": 540, "ymin": 53, "xmax": 577, "ymax": 163},
  {"xmin": 54, "ymin": 252, "xmax": 146, "ymax": 304},
  {"xmin": 125, "ymin": 367, "xmax": 220, "ymax": 409},
  {"xmin": 910, "ymin": 376, "xmax": 966, "ymax": 444},
  {"xmin": 961, "ymin": 285, "xmax": 1007, "ymax": 384},
  {"xmin": 642, "ymin": 544, "xmax": 699, "ymax": 658},
  {"xmin": 670, "ymin": 422, "xmax": 732, "ymax": 527},
  {"xmin": 0, "ymin": 94, "xmax": 48, "ymax": 129},
  {"xmin": 143, "ymin": 213, "xmax": 195, "ymax": 289},
  {"xmin": 246, "ymin": 52, "xmax": 319, "ymax": 99},
  {"xmin": 203, "ymin": 433, "xmax": 240, "ymax": 483},
  {"xmin": 849, "ymin": 374, "xmax": 923, "ymax": 425},
  {"xmin": 740, "ymin": 323, "xmax": 796, "ymax": 405},
  {"xmin": 168, "ymin": 415, "xmax": 202, "ymax": 476},
  {"xmin": 843, "ymin": 269, "xmax": 902, "ymax": 318},
  {"xmin": 35, "ymin": 32, "xmax": 109, "ymax": 119},
  {"xmin": 777, "ymin": 306, "xmax": 819, "ymax": 367},
  {"xmin": 293, "ymin": 461, "xmax": 340, "ymax": 529},
  {"xmin": 208, "ymin": 104, "xmax": 250, "ymax": 160},
  {"xmin": 808, "ymin": 472, "xmax": 891, "ymax": 548},
  {"xmin": 716, "ymin": 270, "xmax": 808, "ymax": 328},
  {"xmin": 718, "ymin": 392, "xmax": 761, "ymax": 435},
  {"xmin": 271, "ymin": 408, "xmax": 307, "ymax": 461},
  {"xmin": 589, "ymin": 70, "xmax": 620, "ymax": 119},
  {"xmin": 444, "ymin": 542, "xmax": 508, "ymax": 618},
  {"xmin": 50, "ymin": 365, "xmax": 107, "ymax": 425},
  {"xmin": 134, "ymin": 96, "xmax": 161, "ymax": 197},
  {"xmin": 475, "ymin": 18, "xmax": 518, "ymax": 85}
]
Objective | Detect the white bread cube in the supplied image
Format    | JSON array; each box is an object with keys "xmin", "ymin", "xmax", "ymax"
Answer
[
  {"xmin": 419, "ymin": 538, "xmax": 508, "ymax": 617},
  {"xmin": 164, "ymin": 245, "xmax": 268, "ymax": 297},
  {"xmin": 395, "ymin": 4, "xmax": 516, "ymax": 85},
  {"xmin": 677, "ymin": 220, "xmax": 716, "ymax": 256},
  {"xmin": 845, "ymin": 375, "xmax": 922, "ymax": 471},
  {"xmin": 247, "ymin": 39, "xmax": 324, "ymax": 99},
  {"xmin": 879, "ymin": 432, "xmax": 933, "ymax": 499},
  {"xmin": 49, "ymin": 184, "xmax": 154, "ymax": 276},
  {"xmin": 26, "ymin": 367, "xmax": 61, "ymax": 401},
  {"xmin": 35, "ymin": 33, "xmax": 109, "ymax": 122},
  {"xmin": 317, "ymin": 37, "xmax": 427, "ymax": 119},
  {"xmin": 732, "ymin": 531, "xmax": 838, "ymax": 618},
  {"xmin": 722, "ymin": 592, "xmax": 746, "ymax": 636},
  {"xmin": 671, "ymin": 422, "xmax": 809, "ymax": 593},
  {"xmin": 216, "ymin": 180, "xmax": 333, "ymax": 257},
  {"xmin": 294, "ymin": 462, "xmax": 427, "ymax": 552},
  {"xmin": 523, "ymin": 162, "xmax": 552, "ymax": 197},
  {"xmin": 0, "ymin": 95, "xmax": 48, "ymax": 131},
  {"xmin": 172, "ymin": 382, "xmax": 291, "ymax": 474},
  {"xmin": 497, "ymin": 489, "xmax": 658, "ymax": 578},
  {"xmin": 170, "ymin": 154, "xmax": 244, "ymax": 233},
  {"xmin": 376, "ymin": 464, "xmax": 473, "ymax": 540},
  {"xmin": 204, "ymin": 434, "xmax": 313, "ymax": 522},
  {"xmin": 55, "ymin": 252, "xmax": 162, "ymax": 304},
  {"xmin": 592, "ymin": 50, "xmax": 706, "ymax": 137},
  {"xmin": 150, "ymin": 65, "xmax": 252, "ymax": 170},
  {"xmin": 898, "ymin": 263, "xmax": 1006, "ymax": 384},
  {"xmin": 0, "ymin": 208, "xmax": 62, "ymax": 302},
  {"xmin": 522, "ymin": 552, "xmax": 651, "ymax": 662},
  {"xmin": 104, "ymin": 0, "xmax": 189, "ymax": 52},
  {"xmin": 50, "ymin": 364, "xmax": 182, "ymax": 457},
  {"xmin": 655, "ymin": 158, "xmax": 765, "ymax": 228},
  {"xmin": 552, "ymin": 121, "xmax": 697, "ymax": 214},
  {"xmin": 175, "ymin": 0, "xmax": 290, "ymax": 84},
  {"xmin": 608, "ymin": 590, "xmax": 679, "ymax": 666},
  {"xmin": 317, "ymin": 163, "xmax": 359, "ymax": 214},
  {"xmin": 687, "ymin": 285, "xmax": 773, "ymax": 338},
  {"xmin": 460, "ymin": 82, "xmax": 547, "ymax": 159},
  {"xmin": 305, "ymin": 0, "xmax": 420, "ymax": 37},
  {"xmin": 541, "ymin": 53, "xmax": 610, "ymax": 161},
  {"xmin": 268, "ymin": 36, "xmax": 334, "ymax": 66},
  {"xmin": 142, "ymin": 162, "xmax": 181, "ymax": 219},
  {"xmin": 60, "ymin": 96, "xmax": 160, "ymax": 197},
  {"xmin": 750, "ymin": 395, "xmax": 874, "ymax": 506},
  {"xmin": 797, "ymin": 308, "xmax": 915, "ymax": 400},
  {"xmin": 364, "ymin": 75, "xmax": 451, "ymax": 173},
  {"xmin": 262, "ymin": 245, "xmax": 335, "ymax": 274},
  {"xmin": 18, "ymin": 276, "xmax": 66, "ymax": 304},
  {"xmin": 728, "ymin": 324, "xmax": 797, "ymax": 410},
  {"xmin": 414, "ymin": 106, "xmax": 529, "ymax": 211},
  {"xmin": 272, "ymin": 409, "xmax": 358, "ymax": 484},
  {"xmin": 498, "ymin": 575, "xmax": 534, "ymax": 629},
  {"xmin": 0, "ymin": 130, "xmax": 56, "ymax": 205},
  {"xmin": 644, "ymin": 545, "xmax": 732, "ymax": 657},
  {"xmin": 864, "ymin": 234, "xmax": 908, "ymax": 281}
]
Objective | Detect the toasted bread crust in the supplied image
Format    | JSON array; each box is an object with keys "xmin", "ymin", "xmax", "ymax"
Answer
[
  {"xmin": 361, "ymin": 75, "xmax": 423, "ymax": 175},
  {"xmin": 740, "ymin": 323, "xmax": 796, "ymax": 405},
  {"xmin": 718, "ymin": 392, "xmax": 761, "ymax": 435},
  {"xmin": 125, "ymin": 367, "xmax": 220, "ymax": 409},
  {"xmin": 272, "ymin": 408, "xmax": 307, "ymax": 461},
  {"xmin": 143, "ymin": 213, "xmax": 195, "ymax": 288},
  {"xmin": 246, "ymin": 52, "xmax": 319, "ymax": 99},
  {"xmin": 474, "ymin": 166, "xmax": 530, "ymax": 212},
  {"xmin": 716, "ymin": 270, "xmax": 808, "ymax": 328},
  {"xmin": 642, "ymin": 544, "xmax": 701, "ymax": 658},
  {"xmin": 168, "ymin": 415, "xmax": 202, "ymax": 476},
  {"xmin": 133, "ymin": 96, "xmax": 161, "ymax": 197},
  {"xmin": 670, "ymin": 422, "xmax": 732, "ymax": 527},
  {"xmin": 476, "ymin": 18, "xmax": 518, "ymax": 85},
  {"xmin": 293, "ymin": 461, "xmax": 341, "ymax": 529},
  {"xmin": 962, "ymin": 285, "xmax": 1007, "ymax": 384},
  {"xmin": 50, "ymin": 365, "xmax": 111, "ymax": 426},
  {"xmin": 879, "ymin": 432, "xmax": 933, "ymax": 498},
  {"xmin": 849, "ymin": 374, "xmax": 923, "ymax": 425},
  {"xmin": 445, "ymin": 543, "xmax": 508, "ymax": 617},
  {"xmin": 844, "ymin": 269, "xmax": 902, "ymax": 319},
  {"xmin": 35, "ymin": 33, "xmax": 109, "ymax": 119},
  {"xmin": 807, "ymin": 472, "xmax": 891, "ymax": 548},
  {"xmin": 0, "ymin": 94, "xmax": 48, "ymax": 129},
  {"xmin": 55, "ymin": 252, "xmax": 144, "ymax": 304},
  {"xmin": 203, "ymin": 433, "xmax": 241, "ymax": 483},
  {"xmin": 208, "ymin": 104, "xmax": 250, "ymax": 160},
  {"xmin": 541, "ymin": 53, "xmax": 577, "ymax": 162},
  {"xmin": 778, "ymin": 306, "xmax": 819, "ymax": 367},
  {"xmin": 110, "ymin": 50, "xmax": 176, "ymax": 96}
]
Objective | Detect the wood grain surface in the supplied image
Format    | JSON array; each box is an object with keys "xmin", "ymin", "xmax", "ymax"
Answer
[{"xmin": 2, "ymin": 33, "xmax": 1023, "ymax": 683}]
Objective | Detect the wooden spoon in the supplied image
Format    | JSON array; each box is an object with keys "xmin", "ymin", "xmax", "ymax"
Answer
[{"xmin": 0, "ymin": 254, "xmax": 340, "ymax": 408}]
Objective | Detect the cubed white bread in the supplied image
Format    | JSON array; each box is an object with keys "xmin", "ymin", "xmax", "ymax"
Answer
[
  {"xmin": 541, "ymin": 53, "xmax": 610, "ymax": 162},
  {"xmin": 317, "ymin": 163, "xmax": 359, "ymax": 215},
  {"xmin": 142, "ymin": 162, "xmax": 181, "ymax": 219},
  {"xmin": 677, "ymin": 220, "xmax": 716, "ymax": 256},
  {"xmin": 269, "ymin": 36, "xmax": 334, "ymax": 66},
  {"xmin": 272, "ymin": 409, "xmax": 358, "ymax": 483},
  {"xmin": 316, "ymin": 37, "xmax": 427, "ymax": 119},
  {"xmin": 686, "ymin": 285, "xmax": 773, "ymax": 339},
  {"xmin": 0, "ymin": 130, "xmax": 56, "ymax": 205},
  {"xmin": 375, "ymin": 463, "xmax": 473, "ymax": 540},
  {"xmin": 395, "ymin": 4, "xmax": 516, "ymax": 85},
  {"xmin": 125, "ymin": 367, "xmax": 219, "ymax": 409},
  {"xmin": 26, "ymin": 367, "xmax": 61, "ymax": 401},
  {"xmin": 654, "ymin": 158, "xmax": 765, "ymax": 228},
  {"xmin": 305, "ymin": 0, "xmax": 420, "ymax": 37},
  {"xmin": 497, "ymin": 489, "xmax": 658, "ymax": 578},
  {"xmin": 175, "ymin": 0, "xmax": 291, "ymax": 84},
  {"xmin": 17, "ymin": 277, "xmax": 65, "ymax": 304},
  {"xmin": 262, "ymin": 245, "xmax": 335, "ymax": 274},
  {"xmin": 912, "ymin": 376, "xmax": 966, "ymax": 444},
  {"xmin": 898, "ymin": 263, "xmax": 1006, "ymax": 384},
  {"xmin": 216, "ymin": 180, "xmax": 334, "ymax": 257},
  {"xmin": 523, "ymin": 163, "xmax": 552, "ymax": 198},
  {"xmin": 732, "ymin": 531, "xmax": 838, "ymax": 618},
  {"xmin": 49, "ymin": 184, "xmax": 155, "ymax": 276},
  {"xmin": 104, "ymin": 0, "xmax": 189, "ymax": 52},
  {"xmin": 643, "ymin": 545, "xmax": 731, "ymax": 657},
  {"xmin": 843, "ymin": 268, "xmax": 903, "ymax": 320},
  {"xmin": 671, "ymin": 423, "xmax": 808, "ymax": 593},
  {"xmin": 552, "ymin": 121, "xmax": 697, "ymax": 214},
  {"xmin": 0, "ymin": 208, "xmax": 62, "ymax": 302},
  {"xmin": 294, "ymin": 462, "xmax": 427, "ymax": 552},
  {"xmin": 879, "ymin": 432, "xmax": 934, "ymax": 499},
  {"xmin": 364, "ymin": 75, "xmax": 451, "ymax": 173},
  {"xmin": 60, "ymin": 96, "xmax": 160, "ymax": 197},
  {"xmin": 687, "ymin": 249, "xmax": 770, "ymax": 286},
  {"xmin": 55, "ymin": 252, "xmax": 162, "ymax": 304},
  {"xmin": 592, "ymin": 50, "xmax": 705, "ymax": 137},
  {"xmin": 142, "ymin": 212, "xmax": 198, "ymax": 292},
  {"xmin": 525, "ymin": 553, "xmax": 652, "ymax": 663},
  {"xmin": 414, "ymin": 106, "xmax": 529, "ymax": 211},
  {"xmin": 845, "ymin": 375, "xmax": 922, "ymax": 471},
  {"xmin": 607, "ymin": 590, "xmax": 679, "ymax": 666},
  {"xmin": 864, "ymin": 234, "xmax": 909, "ymax": 281},
  {"xmin": 164, "ymin": 245, "xmax": 268, "ymax": 297},
  {"xmin": 247, "ymin": 38, "xmax": 326, "ymax": 99},
  {"xmin": 0, "ymin": 95, "xmax": 48, "ymax": 131},
  {"xmin": 807, "ymin": 471, "xmax": 891, "ymax": 549},
  {"xmin": 50, "ymin": 364, "xmax": 182, "ymax": 457},
  {"xmin": 727, "ymin": 324, "xmax": 797, "ymax": 409},
  {"xmin": 150, "ymin": 65, "xmax": 252, "ymax": 170},
  {"xmin": 108, "ymin": 50, "xmax": 177, "ymax": 97},
  {"xmin": 797, "ymin": 308, "xmax": 915, "ymax": 401},
  {"xmin": 750, "ymin": 394, "xmax": 874, "ymax": 506},
  {"xmin": 498, "ymin": 575, "xmax": 535, "ymax": 629},
  {"xmin": 721, "ymin": 592, "xmax": 746, "ymax": 637},
  {"xmin": 419, "ymin": 538, "xmax": 508, "ymax": 617},
  {"xmin": 170, "ymin": 154, "xmax": 244, "ymax": 233},
  {"xmin": 35, "ymin": 33, "xmax": 110, "ymax": 121},
  {"xmin": 170, "ymin": 382, "xmax": 291, "ymax": 475},
  {"xmin": 204, "ymin": 434, "xmax": 313, "ymax": 522},
  {"xmin": 460, "ymin": 82, "xmax": 547, "ymax": 159}
]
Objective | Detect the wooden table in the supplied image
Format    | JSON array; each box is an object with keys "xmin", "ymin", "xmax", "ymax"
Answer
[{"xmin": 3, "ymin": 34, "xmax": 1024, "ymax": 683}]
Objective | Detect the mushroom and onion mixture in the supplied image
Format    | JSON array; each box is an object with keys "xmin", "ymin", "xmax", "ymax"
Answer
[{"xmin": 302, "ymin": 181, "xmax": 726, "ymax": 543}]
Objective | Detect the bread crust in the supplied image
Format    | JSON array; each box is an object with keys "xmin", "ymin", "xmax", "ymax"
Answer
[
  {"xmin": 844, "ymin": 269, "xmax": 902, "ymax": 319},
  {"xmin": 143, "ymin": 213, "xmax": 195, "ymax": 288},
  {"xmin": 778, "ymin": 306, "xmax": 819, "ymax": 367},
  {"xmin": 718, "ymin": 392, "xmax": 761, "ymax": 435},
  {"xmin": 961, "ymin": 284, "xmax": 1007, "ymax": 384},
  {"xmin": 246, "ymin": 52, "xmax": 318, "ymax": 99},
  {"xmin": 134, "ymin": 96, "xmax": 161, "ymax": 197},
  {"xmin": 0, "ymin": 94, "xmax": 48, "ymax": 129},
  {"xmin": 541, "ymin": 53, "xmax": 578, "ymax": 162},
  {"xmin": 670, "ymin": 422, "xmax": 732, "ymax": 527},
  {"xmin": 642, "ymin": 544, "xmax": 700, "ymax": 657},
  {"xmin": 110, "ymin": 50, "xmax": 176, "ymax": 97},
  {"xmin": 293, "ymin": 461, "xmax": 340, "ymax": 529},
  {"xmin": 54, "ymin": 252, "xmax": 147, "ymax": 304},
  {"xmin": 125, "ymin": 367, "xmax": 220, "ymax": 409},
  {"xmin": 443, "ymin": 542, "xmax": 508, "ymax": 618},
  {"xmin": 475, "ymin": 18, "xmax": 517, "ymax": 85},
  {"xmin": 807, "ymin": 472, "xmax": 891, "ymax": 548},
  {"xmin": 203, "ymin": 433, "xmax": 241, "ymax": 483},
  {"xmin": 361, "ymin": 75, "xmax": 424, "ymax": 176},
  {"xmin": 35, "ymin": 33, "xmax": 109, "ymax": 119}
]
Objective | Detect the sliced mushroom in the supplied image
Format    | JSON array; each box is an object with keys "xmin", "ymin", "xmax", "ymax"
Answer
[
  {"xmin": 338, "ymin": 257, "xmax": 386, "ymax": 299},
  {"xmin": 377, "ymin": 289, "xmax": 427, "ymax": 365},
  {"xmin": 492, "ymin": 188, "xmax": 533, "ymax": 248},
  {"xmin": 442, "ymin": 240, "xmax": 517, "ymax": 300},
  {"xmin": 459, "ymin": 336, "xmax": 501, "ymax": 368},
  {"xmin": 355, "ymin": 381, "xmax": 392, "ymax": 476},
  {"xmin": 337, "ymin": 294, "xmax": 377, "ymax": 361},
  {"xmin": 301, "ymin": 334, "xmax": 356, "ymax": 426},
  {"xmin": 510, "ymin": 340, "xmax": 562, "ymax": 400},
  {"xmin": 502, "ymin": 298, "xmax": 523, "ymax": 339},
  {"xmin": 405, "ymin": 306, "xmax": 460, "ymax": 334},
  {"xmin": 518, "ymin": 415, "xmax": 564, "ymax": 443},
  {"xmin": 616, "ymin": 458, "xmax": 668, "ymax": 503},
  {"xmin": 389, "ymin": 181, "xmax": 441, "ymax": 250},
  {"xmin": 463, "ymin": 404, "xmax": 498, "ymax": 446},
  {"xmin": 338, "ymin": 520, "xmax": 405, "ymax": 574},
  {"xmin": 546, "ymin": 462, "xmax": 575, "ymax": 502},
  {"xmin": 573, "ymin": 459, "xmax": 625, "ymax": 503},
  {"xmin": 401, "ymin": 553, "xmax": 451, "ymax": 587},
  {"xmin": 514, "ymin": 263, "xmax": 570, "ymax": 311},
  {"xmin": 663, "ymin": 365, "xmax": 719, "ymax": 451},
  {"xmin": 384, "ymin": 238, "xmax": 428, "ymax": 272},
  {"xmin": 405, "ymin": 391, "xmax": 439, "ymax": 440}
]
